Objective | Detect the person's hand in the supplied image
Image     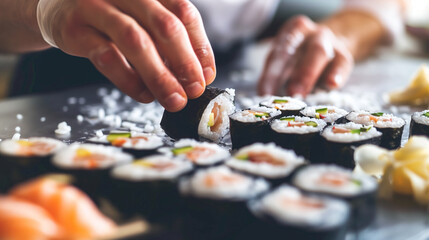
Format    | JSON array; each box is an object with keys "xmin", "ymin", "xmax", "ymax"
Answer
[
  {"xmin": 258, "ymin": 15, "xmax": 354, "ymax": 97},
  {"xmin": 37, "ymin": 0, "xmax": 216, "ymax": 112}
]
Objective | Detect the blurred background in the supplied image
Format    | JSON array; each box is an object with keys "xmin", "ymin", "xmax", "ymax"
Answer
[{"xmin": 0, "ymin": 0, "xmax": 429, "ymax": 100}]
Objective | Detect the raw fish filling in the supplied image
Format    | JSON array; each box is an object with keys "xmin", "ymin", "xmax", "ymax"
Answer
[
  {"xmin": 237, "ymin": 151, "xmax": 285, "ymax": 166},
  {"xmin": 133, "ymin": 160, "xmax": 175, "ymax": 171},
  {"xmin": 208, "ymin": 102, "xmax": 223, "ymax": 132},
  {"xmin": 172, "ymin": 146, "xmax": 216, "ymax": 162},
  {"xmin": 203, "ymin": 172, "xmax": 246, "ymax": 188},
  {"xmin": 17, "ymin": 140, "xmax": 57, "ymax": 156},
  {"xmin": 73, "ymin": 148, "xmax": 110, "ymax": 169},
  {"xmin": 357, "ymin": 112, "xmax": 392, "ymax": 123}
]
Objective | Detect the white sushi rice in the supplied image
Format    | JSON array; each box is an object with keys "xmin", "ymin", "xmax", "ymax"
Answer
[
  {"xmin": 118, "ymin": 132, "xmax": 163, "ymax": 150},
  {"xmin": 322, "ymin": 122, "xmax": 382, "ymax": 143},
  {"xmin": 111, "ymin": 155, "xmax": 193, "ymax": 181},
  {"xmin": 412, "ymin": 110, "xmax": 429, "ymax": 125},
  {"xmin": 179, "ymin": 166, "xmax": 269, "ymax": 200},
  {"xmin": 260, "ymin": 96, "xmax": 307, "ymax": 111},
  {"xmin": 198, "ymin": 90, "xmax": 235, "ymax": 142},
  {"xmin": 52, "ymin": 143, "xmax": 133, "ymax": 169},
  {"xmin": 293, "ymin": 165, "xmax": 377, "ymax": 197},
  {"xmin": 226, "ymin": 143, "xmax": 305, "ymax": 179},
  {"xmin": 271, "ymin": 116, "xmax": 326, "ymax": 134},
  {"xmin": 55, "ymin": 121, "xmax": 71, "ymax": 135},
  {"xmin": 346, "ymin": 110, "xmax": 405, "ymax": 128},
  {"xmin": 159, "ymin": 139, "xmax": 229, "ymax": 166},
  {"xmin": 251, "ymin": 185, "xmax": 349, "ymax": 228},
  {"xmin": 300, "ymin": 106, "xmax": 348, "ymax": 123},
  {"xmin": 230, "ymin": 106, "xmax": 281, "ymax": 123},
  {"xmin": 0, "ymin": 137, "xmax": 66, "ymax": 157}
]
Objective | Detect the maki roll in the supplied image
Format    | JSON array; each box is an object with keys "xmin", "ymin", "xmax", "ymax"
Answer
[
  {"xmin": 52, "ymin": 143, "xmax": 133, "ymax": 199},
  {"xmin": 410, "ymin": 110, "xmax": 429, "ymax": 138},
  {"xmin": 179, "ymin": 166, "xmax": 269, "ymax": 240},
  {"xmin": 269, "ymin": 116, "xmax": 326, "ymax": 161},
  {"xmin": 346, "ymin": 111, "xmax": 405, "ymax": 149},
  {"xmin": 0, "ymin": 137, "xmax": 65, "ymax": 190},
  {"xmin": 246, "ymin": 185, "xmax": 350, "ymax": 240},
  {"xmin": 110, "ymin": 155, "xmax": 193, "ymax": 220},
  {"xmin": 161, "ymin": 87, "xmax": 235, "ymax": 142},
  {"xmin": 229, "ymin": 106, "xmax": 281, "ymax": 149},
  {"xmin": 260, "ymin": 96, "xmax": 307, "ymax": 116},
  {"xmin": 292, "ymin": 165, "xmax": 378, "ymax": 230},
  {"xmin": 321, "ymin": 122, "xmax": 382, "ymax": 169},
  {"xmin": 89, "ymin": 130, "xmax": 163, "ymax": 157},
  {"xmin": 160, "ymin": 139, "xmax": 230, "ymax": 167},
  {"xmin": 226, "ymin": 143, "xmax": 305, "ymax": 185},
  {"xmin": 300, "ymin": 106, "xmax": 348, "ymax": 125}
]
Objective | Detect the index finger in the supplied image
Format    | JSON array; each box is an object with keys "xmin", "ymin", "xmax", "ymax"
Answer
[{"xmin": 159, "ymin": 0, "xmax": 216, "ymax": 85}]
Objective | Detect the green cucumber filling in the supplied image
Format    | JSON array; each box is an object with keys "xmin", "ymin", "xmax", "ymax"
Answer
[
  {"xmin": 235, "ymin": 154, "xmax": 249, "ymax": 160},
  {"xmin": 255, "ymin": 112, "xmax": 270, "ymax": 118},
  {"xmin": 273, "ymin": 99, "xmax": 288, "ymax": 104},
  {"xmin": 172, "ymin": 146, "xmax": 194, "ymax": 155},
  {"xmin": 351, "ymin": 179, "xmax": 362, "ymax": 186},
  {"xmin": 315, "ymin": 107, "xmax": 328, "ymax": 114},
  {"xmin": 423, "ymin": 112, "xmax": 429, "ymax": 118},
  {"xmin": 350, "ymin": 127, "xmax": 372, "ymax": 134},
  {"xmin": 280, "ymin": 117, "xmax": 295, "ymax": 121},
  {"xmin": 305, "ymin": 121, "xmax": 318, "ymax": 127},
  {"xmin": 106, "ymin": 132, "xmax": 131, "ymax": 142},
  {"xmin": 371, "ymin": 112, "xmax": 384, "ymax": 117}
]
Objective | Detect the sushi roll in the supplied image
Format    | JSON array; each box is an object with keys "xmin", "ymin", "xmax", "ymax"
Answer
[
  {"xmin": 346, "ymin": 111, "xmax": 405, "ymax": 149},
  {"xmin": 229, "ymin": 106, "xmax": 281, "ymax": 149},
  {"xmin": 110, "ymin": 155, "xmax": 193, "ymax": 221},
  {"xmin": 410, "ymin": 110, "xmax": 429, "ymax": 138},
  {"xmin": 269, "ymin": 116, "xmax": 326, "ymax": 161},
  {"xmin": 0, "ymin": 137, "xmax": 65, "ymax": 191},
  {"xmin": 159, "ymin": 139, "xmax": 230, "ymax": 167},
  {"xmin": 260, "ymin": 96, "xmax": 307, "ymax": 116},
  {"xmin": 161, "ymin": 87, "xmax": 235, "ymax": 142},
  {"xmin": 246, "ymin": 185, "xmax": 350, "ymax": 240},
  {"xmin": 179, "ymin": 166, "xmax": 269, "ymax": 240},
  {"xmin": 320, "ymin": 122, "xmax": 382, "ymax": 169},
  {"xmin": 292, "ymin": 165, "xmax": 378, "ymax": 230},
  {"xmin": 226, "ymin": 143, "xmax": 305, "ymax": 185},
  {"xmin": 52, "ymin": 143, "xmax": 133, "ymax": 199},
  {"xmin": 300, "ymin": 106, "xmax": 348, "ymax": 125},
  {"xmin": 89, "ymin": 130, "xmax": 163, "ymax": 157}
]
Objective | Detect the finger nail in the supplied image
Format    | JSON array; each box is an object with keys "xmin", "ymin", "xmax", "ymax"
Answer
[
  {"xmin": 165, "ymin": 92, "xmax": 186, "ymax": 111},
  {"xmin": 186, "ymin": 82, "xmax": 204, "ymax": 98},
  {"xmin": 203, "ymin": 67, "xmax": 215, "ymax": 83},
  {"xmin": 138, "ymin": 90, "xmax": 152, "ymax": 103}
]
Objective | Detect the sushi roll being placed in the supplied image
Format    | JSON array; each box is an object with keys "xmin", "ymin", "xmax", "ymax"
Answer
[
  {"xmin": 110, "ymin": 155, "xmax": 193, "ymax": 221},
  {"xmin": 300, "ymin": 106, "xmax": 348, "ymax": 125},
  {"xmin": 229, "ymin": 106, "xmax": 281, "ymax": 149},
  {"xmin": 260, "ymin": 96, "xmax": 307, "ymax": 116},
  {"xmin": 293, "ymin": 165, "xmax": 377, "ymax": 230},
  {"xmin": 179, "ymin": 166, "xmax": 269, "ymax": 240},
  {"xmin": 321, "ymin": 122, "xmax": 382, "ymax": 169},
  {"xmin": 160, "ymin": 139, "xmax": 230, "ymax": 167},
  {"xmin": 346, "ymin": 111, "xmax": 405, "ymax": 149},
  {"xmin": 226, "ymin": 143, "xmax": 305, "ymax": 185},
  {"xmin": 161, "ymin": 87, "xmax": 235, "ymax": 142},
  {"xmin": 52, "ymin": 143, "xmax": 133, "ymax": 199},
  {"xmin": 410, "ymin": 110, "xmax": 429, "ymax": 138},
  {"xmin": 0, "ymin": 137, "xmax": 66, "ymax": 190},
  {"xmin": 269, "ymin": 116, "xmax": 326, "ymax": 161},
  {"xmin": 89, "ymin": 130, "xmax": 163, "ymax": 157},
  {"xmin": 246, "ymin": 185, "xmax": 350, "ymax": 240}
]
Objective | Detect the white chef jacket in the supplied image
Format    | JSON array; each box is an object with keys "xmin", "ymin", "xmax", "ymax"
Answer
[{"xmin": 192, "ymin": 0, "xmax": 404, "ymax": 49}]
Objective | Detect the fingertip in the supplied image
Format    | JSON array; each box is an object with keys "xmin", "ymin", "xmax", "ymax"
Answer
[
  {"xmin": 185, "ymin": 81, "xmax": 205, "ymax": 99},
  {"xmin": 164, "ymin": 92, "xmax": 187, "ymax": 112},
  {"xmin": 138, "ymin": 90, "xmax": 155, "ymax": 103},
  {"xmin": 326, "ymin": 73, "xmax": 344, "ymax": 89},
  {"xmin": 204, "ymin": 67, "xmax": 216, "ymax": 85}
]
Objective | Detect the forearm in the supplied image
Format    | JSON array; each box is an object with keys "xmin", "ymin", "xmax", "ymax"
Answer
[
  {"xmin": 0, "ymin": 0, "xmax": 49, "ymax": 53},
  {"xmin": 321, "ymin": 10, "xmax": 387, "ymax": 61}
]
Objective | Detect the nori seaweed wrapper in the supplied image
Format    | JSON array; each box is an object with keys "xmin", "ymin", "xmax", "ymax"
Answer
[
  {"xmin": 161, "ymin": 87, "xmax": 230, "ymax": 140},
  {"xmin": 269, "ymin": 130, "xmax": 322, "ymax": 162},
  {"xmin": 0, "ymin": 154, "xmax": 54, "ymax": 192},
  {"xmin": 378, "ymin": 126, "xmax": 404, "ymax": 150},
  {"xmin": 410, "ymin": 118, "xmax": 429, "ymax": 138},
  {"xmin": 320, "ymin": 136, "xmax": 382, "ymax": 169},
  {"xmin": 229, "ymin": 117, "xmax": 274, "ymax": 150}
]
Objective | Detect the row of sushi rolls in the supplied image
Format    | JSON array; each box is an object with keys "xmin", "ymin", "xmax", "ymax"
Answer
[{"xmin": 1, "ymin": 86, "xmax": 429, "ymax": 240}]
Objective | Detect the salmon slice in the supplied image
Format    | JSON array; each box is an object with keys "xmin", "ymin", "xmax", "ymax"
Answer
[
  {"xmin": 247, "ymin": 152, "xmax": 285, "ymax": 166},
  {"xmin": 0, "ymin": 196, "xmax": 61, "ymax": 240},
  {"xmin": 10, "ymin": 178, "xmax": 117, "ymax": 239},
  {"xmin": 320, "ymin": 173, "xmax": 348, "ymax": 186}
]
